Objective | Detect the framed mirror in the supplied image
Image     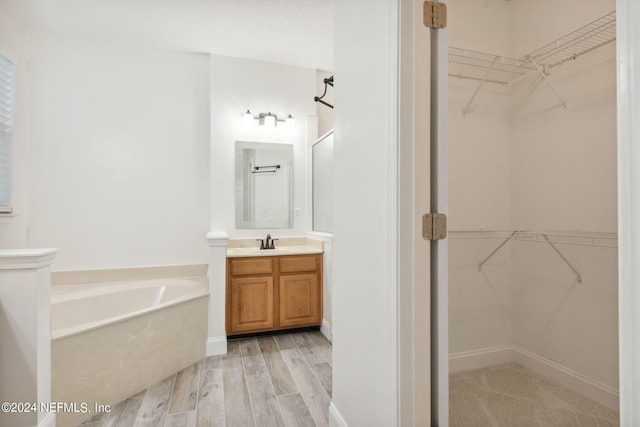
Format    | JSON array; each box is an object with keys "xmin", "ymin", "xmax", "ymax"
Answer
[{"xmin": 235, "ymin": 141, "xmax": 294, "ymax": 229}]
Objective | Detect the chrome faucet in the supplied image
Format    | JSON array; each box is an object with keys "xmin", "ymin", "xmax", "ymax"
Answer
[{"xmin": 256, "ymin": 234, "xmax": 278, "ymax": 250}]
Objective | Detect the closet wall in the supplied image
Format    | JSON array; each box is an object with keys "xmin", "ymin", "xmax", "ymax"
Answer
[
  {"xmin": 510, "ymin": 0, "xmax": 618, "ymax": 396},
  {"xmin": 449, "ymin": 0, "xmax": 618, "ymax": 408},
  {"xmin": 448, "ymin": 0, "xmax": 513, "ymax": 365}
]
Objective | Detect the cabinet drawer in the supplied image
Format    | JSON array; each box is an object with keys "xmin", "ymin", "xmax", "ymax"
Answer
[
  {"xmin": 279, "ymin": 255, "xmax": 319, "ymax": 273},
  {"xmin": 230, "ymin": 258, "xmax": 273, "ymax": 276}
]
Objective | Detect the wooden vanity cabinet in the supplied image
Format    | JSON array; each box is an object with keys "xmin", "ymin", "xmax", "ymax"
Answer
[{"xmin": 226, "ymin": 253, "xmax": 322, "ymax": 336}]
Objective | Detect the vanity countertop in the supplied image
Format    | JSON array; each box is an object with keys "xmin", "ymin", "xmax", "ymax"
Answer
[{"xmin": 226, "ymin": 237, "xmax": 323, "ymax": 258}]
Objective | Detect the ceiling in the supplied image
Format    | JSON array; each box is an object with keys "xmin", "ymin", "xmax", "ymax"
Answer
[{"xmin": 14, "ymin": 0, "xmax": 334, "ymax": 71}]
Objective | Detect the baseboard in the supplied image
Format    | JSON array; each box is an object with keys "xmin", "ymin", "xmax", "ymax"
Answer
[
  {"xmin": 449, "ymin": 345, "xmax": 512, "ymax": 374},
  {"xmin": 206, "ymin": 336, "xmax": 227, "ymax": 356},
  {"xmin": 512, "ymin": 345, "xmax": 619, "ymax": 411},
  {"xmin": 39, "ymin": 413, "xmax": 56, "ymax": 427},
  {"xmin": 329, "ymin": 401, "xmax": 348, "ymax": 427},
  {"xmin": 321, "ymin": 319, "xmax": 332, "ymax": 342},
  {"xmin": 450, "ymin": 344, "xmax": 619, "ymax": 411}
]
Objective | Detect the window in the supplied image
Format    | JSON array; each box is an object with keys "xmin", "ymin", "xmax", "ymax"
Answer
[{"xmin": 0, "ymin": 53, "xmax": 14, "ymax": 214}]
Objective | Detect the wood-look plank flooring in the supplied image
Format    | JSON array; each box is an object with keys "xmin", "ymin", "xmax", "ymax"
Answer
[{"xmin": 79, "ymin": 331, "xmax": 332, "ymax": 427}]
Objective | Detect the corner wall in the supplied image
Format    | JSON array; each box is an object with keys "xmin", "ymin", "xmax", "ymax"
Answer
[
  {"xmin": 510, "ymin": 0, "xmax": 618, "ymax": 394},
  {"xmin": 447, "ymin": 0, "xmax": 514, "ymax": 358},
  {"xmin": 448, "ymin": 0, "xmax": 619, "ymax": 403}
]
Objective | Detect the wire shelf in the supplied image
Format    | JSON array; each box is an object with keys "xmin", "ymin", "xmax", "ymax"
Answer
[
  {"xmin": 448, "ymin": 47, "xmax": 533, "ymax": 85},
  {"xmin": 450, "ymin": 229, "xmax": 617, "ymax": 248},
  {"xmin": 520, "ymin": 11, "xmax": 616, "ymax": 69},
  {"xmin": 449, "ymin": 11, "xmax": 616, "ymax": 84}
]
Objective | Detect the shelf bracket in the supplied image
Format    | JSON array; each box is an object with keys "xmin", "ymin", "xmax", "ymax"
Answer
[
  {"xmin": 478, "ymin": 231, "xmax": 517, "ymax": 271},
  {"xmin": 529, "ymin": 59, "xmax": 568, "ymax": 109},
  {"xmin": 541, "ymin": 234, "xmax": 582, "ymax": 283},
  {"xmin": 463, "ymin": 56, "xmax": 499, "ymax": 118}
]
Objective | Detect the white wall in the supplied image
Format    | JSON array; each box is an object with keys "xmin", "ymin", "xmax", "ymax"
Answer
[
  {"xmin": 448, "ymin": 0, "xmax": 619, "ymax": 398},
  {"xmin": 26, "ymin": 32, "xmax": 211, "ymax": 271},
  {"xmin": 510, "ymin": 0, "xmax": 618, "ymax": 391},
  {"xmin": 209, "ymin": 54, "xmax": 317, "ymax": 238},
  {"xmin": 331, "ymin": 0, "xmax": 399, "ymax": 425},
  {"xmin": 0, "ymin": 0, "xmax": 29, "ymax": 249},
  {"xmin": 447, "ymin": 0, "xmax": 514, "ymax": 357}
]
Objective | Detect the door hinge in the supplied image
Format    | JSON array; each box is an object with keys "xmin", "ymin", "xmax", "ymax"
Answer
[
  {"xmin": 423, "ymin": 1, "xmax": 447, "ymax": 29},
  {"xmin": 423, "ymin": 213, "xmax": 447, "ymax": 240}
]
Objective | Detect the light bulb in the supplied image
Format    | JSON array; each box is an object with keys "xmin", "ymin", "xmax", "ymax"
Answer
[
  {"xmin": 285, "ymin": 114, "xmax": 295, "ymax": 130},
  {"xmin": 243, "ymin": 110, "xmax": 254, "ymax": 127},
  {"xmin": 264, "ymin": 113, "xmax": 276, "ymax": 128}
]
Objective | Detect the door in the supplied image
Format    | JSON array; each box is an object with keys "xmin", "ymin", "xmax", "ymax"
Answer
[
  {"xmin": 279, "ymin": 273, "xmax": 321, "ymax": 327},
  {"xmin": 399, "ymin": 1, "xmax": 448, "ymax": 426},
  {"xmin": 229, "ymin": 276, "xmax": 274, "ymax": 333}
]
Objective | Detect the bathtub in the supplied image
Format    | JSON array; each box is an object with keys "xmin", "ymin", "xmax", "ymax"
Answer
[{"xmin": 51, "ymin": 276, "xmax": 208, "ymax": 427}]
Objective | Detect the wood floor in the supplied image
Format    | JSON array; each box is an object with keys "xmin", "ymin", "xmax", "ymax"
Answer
[{"xmin": 79, "ymin": 330, "xmax": 332, "ymax": 427}]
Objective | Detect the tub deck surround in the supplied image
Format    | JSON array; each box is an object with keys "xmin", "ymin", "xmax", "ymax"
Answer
[
  {"xmin": 50, "ymin": 267, "xmax": 209, "ymax": 427},
  {"xmin": 226, "ymin": 236, "xmax": 324, "ymax": 257},
  {"xmin": 51, "ymin": 263, "xmax": 208, "ymax": 286},
  {"xmin": 206, "ymin": 232, "xmax": 230, "ymax": 356},
  {"xmin": 0, "ymin": 248, "xmax": 58, "ymax": 427}
]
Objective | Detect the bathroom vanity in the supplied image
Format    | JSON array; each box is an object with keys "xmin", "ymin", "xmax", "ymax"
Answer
[{"xmin": 226, "ymin": 239, "xmax": 323, "ymax": 336}]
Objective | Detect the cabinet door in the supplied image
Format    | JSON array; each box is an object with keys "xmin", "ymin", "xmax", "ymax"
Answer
[
  {"xmin": 229, "ymin": 276, "xmax": 274, "ymax": 334},
  {"xmin": 279, "ymin": 273, "xmax": 321, "ymax": 328}
]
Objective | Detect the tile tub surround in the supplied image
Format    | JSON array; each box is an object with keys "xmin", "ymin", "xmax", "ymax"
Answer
[
  {"xmin": 226, "ymin": 236, "xmax": 323, "ymax": 257},
  {"xmin": 450, "ymin": 363, "xmax": 619, "ymax": 427},
  {"xmin": 51, "ymin": 276, "xmax": 209, "ymax": 427}
]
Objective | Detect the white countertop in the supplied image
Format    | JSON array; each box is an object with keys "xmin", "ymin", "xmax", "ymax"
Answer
[
  {"xmin": 226, "ymin": 245, "xmax": 323, "ymax": 258},
  {"xmin": 226, "ymin": 237, "xmax": 324, "ymax": 258}
]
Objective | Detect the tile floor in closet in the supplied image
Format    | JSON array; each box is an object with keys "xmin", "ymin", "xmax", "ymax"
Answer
[{"xmin": 79, "ymin": 330, "xmax": 332, "ymax": 427}]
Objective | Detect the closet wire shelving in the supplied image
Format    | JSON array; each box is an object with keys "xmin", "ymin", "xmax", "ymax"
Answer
[
  {"xmin": 449, "ymin": 230, "xmax": 618, "ymax": 284},
  {"xmin": 450, "ymin": 10, "xmax": 616, "ymax": 116}
]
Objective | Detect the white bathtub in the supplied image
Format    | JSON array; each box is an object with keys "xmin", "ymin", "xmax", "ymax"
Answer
[{"xmin": 51, "ymin": 276, "xmax": 209, "ymax": 427}]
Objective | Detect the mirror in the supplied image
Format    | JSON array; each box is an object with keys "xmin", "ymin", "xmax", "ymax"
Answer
[
  {"xmin": 312, "ymin": 131, "xmax": 333, "ymax": 233},
  {"xmin": 235, "ymin": 141, "xmax": 293, "ymax": 229}
]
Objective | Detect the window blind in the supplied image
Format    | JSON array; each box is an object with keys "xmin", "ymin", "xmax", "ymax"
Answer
[{"xmin": 0, "ymin": 54, "xmax": 14, "ymax": 214}]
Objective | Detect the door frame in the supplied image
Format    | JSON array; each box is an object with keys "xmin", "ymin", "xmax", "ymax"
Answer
[{"xmin": 616, "ymin": 0, "xmax": 640, "ymax": 424}]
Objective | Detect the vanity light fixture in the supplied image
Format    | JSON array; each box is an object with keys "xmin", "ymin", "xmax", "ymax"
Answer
[{"xmin": 242, "ymin": 110, "xmax": 295, "ymax": 129}]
